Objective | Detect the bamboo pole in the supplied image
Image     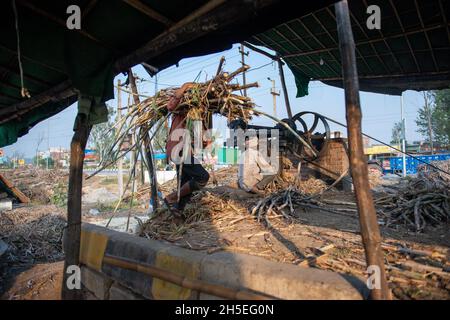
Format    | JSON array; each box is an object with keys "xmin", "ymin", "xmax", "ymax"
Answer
[
  {"xmin": 335, "ymin": 0, "xmax": 390, "ymax": 300},
  {"xmin": 277, "ymin": 59, "xmax": 293, "ymax": 120},
  {"xmin": 117, "ymin": 80, "xmax": 124, "ymax": 197},
  {"xmin": 61, "ymin": 113, "xmax": 91, "ymax": 300},
  {"xmin": 103, "ymin": 254, "xmax": 273, "ymax": 300},
  {"xmin": 128, "ymin": 70, "xmax": 158, "ymax": 209}
]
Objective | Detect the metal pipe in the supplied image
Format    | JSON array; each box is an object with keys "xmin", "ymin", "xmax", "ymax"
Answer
[
  {"xmin": 401, "ymin": 94, "xmax": 407, "ymax": 177},
  {"xmin": 103, "ymin": 254, "xmax": 273, "ymax": 300}
]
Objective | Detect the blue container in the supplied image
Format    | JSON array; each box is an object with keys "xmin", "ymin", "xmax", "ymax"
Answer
[{"xmin": 385, "ymin": 153, "xmax": 450, "ymax": 175}]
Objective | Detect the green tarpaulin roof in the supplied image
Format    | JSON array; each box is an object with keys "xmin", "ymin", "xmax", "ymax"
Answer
[
  {"xmin": 251, "ymin": 0, "xmax": 450, "ymax": 96},
  {"xmin": 0, "ymin": 0, "xmax": 449, "ymax": 148}
]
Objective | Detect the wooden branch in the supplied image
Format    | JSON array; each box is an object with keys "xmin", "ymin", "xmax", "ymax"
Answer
[
  {"xmin": 61, "ymin": 114, "xmax": 91, "ymax": 300},
  {"xmin": 335, "ymin": 0, "xmax": 390, "ymax": 300},
  {"xmin": 123, "ymin": 0, "xmax": 173, "ymax": 26},
  {"xmin": 0, "ymin": 173, "xmax": 30, "ymax": 203}
]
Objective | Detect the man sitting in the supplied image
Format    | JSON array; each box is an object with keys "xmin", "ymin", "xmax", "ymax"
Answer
[{"xmin": 238, "ymin": 135, "xmax": 277, "ymax": 194}]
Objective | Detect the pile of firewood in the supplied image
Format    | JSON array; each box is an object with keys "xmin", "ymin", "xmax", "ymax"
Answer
[{"xmin": 375, "ymin": 174, "xmax": 449, "ymax": 232}]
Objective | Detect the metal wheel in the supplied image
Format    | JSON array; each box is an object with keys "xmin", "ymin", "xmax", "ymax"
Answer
[{"xmin": 291, "ymin": 111, "xmax": 331, "ymax": 158}]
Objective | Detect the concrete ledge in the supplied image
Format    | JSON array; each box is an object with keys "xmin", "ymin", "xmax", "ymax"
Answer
[
  {"xmin": 81, "ymin": 266, "xmax": 112, "ymax": 299},
  {"xmin": 109, "ymin": 282, "xmax": 144, "ymax": 300},
  {"xmin": 79, "ymin": 223, "xmax": 368, "ymax": 300}
]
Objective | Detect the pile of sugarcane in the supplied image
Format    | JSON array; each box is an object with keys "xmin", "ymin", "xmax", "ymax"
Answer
[
  {"xmin": 251, "ymin": 186, "xmax": 357, "ymax": 228},
  {"xmin": 375, "ymin": 177, "xmax": 449, "ymax": 232},
  {"xmin": 134, "ymin": 69, "xmax": 258, "ymax": 126}
]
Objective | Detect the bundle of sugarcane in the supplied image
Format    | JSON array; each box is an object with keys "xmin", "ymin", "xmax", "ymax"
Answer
[
  {"xmin": 375, "ymin": 177, "xmax": 449, "ymax": 232},
  {"xmin": 132, "ymin": 65, "xmax": 259, "ymax": 128}
]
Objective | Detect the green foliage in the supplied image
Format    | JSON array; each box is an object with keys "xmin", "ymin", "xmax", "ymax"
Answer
[
  {"xmin": 433, "ymin": 90, "xmax": 450, "ymax": 145},
  {"xmin": 415, "ymin": 90, "xmax": 450, "ymax": 145},
  {"xmin": 32, "ymin": 156, "xmax": 55, "ymax": 168},
  {"xmin": 50, "ymin": 183, "xmax": 68, "ymax": 207},
  {"xmin": 88, "ymin": 105, "xmax": 116, "ymax": 164},
  {"xmin": 391, "ymin": 121, "xmax": 403, "ymax": 145}
]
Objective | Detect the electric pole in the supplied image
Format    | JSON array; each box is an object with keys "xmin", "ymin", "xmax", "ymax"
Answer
[
  {"xmin": 268, "ymin": 77, "xmax": 280, "ymax": 117},
  {"xmin": 239, "ymin": 44, "xmax": 249, "ymax": 96},
  {"xmin": 400, "ymin": 94, "xmax": 407, "ymax": 177},
  {"xmin": 117, "ymin": 79, "xmax": 124, "ymax": 197},
  {"xmin": 423, "ymin": 92, "xmax": 434, "ymax": 154}
]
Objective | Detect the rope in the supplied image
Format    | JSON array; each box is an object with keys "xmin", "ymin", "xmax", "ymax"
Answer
[{"xmin": 12, "ymin": 0, "xmax": 30, "ymax": 98}]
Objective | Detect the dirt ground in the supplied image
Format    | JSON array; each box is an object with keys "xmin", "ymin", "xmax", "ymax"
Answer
[
  {"xmin": 138, "ymin": 184, "xmax": 450, "ymax": 300},
  {"xmin": 2, "ymin": 261, "xmax": 63, "ymax": 300}
]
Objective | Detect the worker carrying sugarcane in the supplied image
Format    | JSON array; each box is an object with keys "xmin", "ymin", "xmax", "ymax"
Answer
[
  {"xmin": 238, "ymin": 135, "xmax": 277, "ymax": 194},
  {"xmin": 163, "ymin": 83, "xmax": 210, "ymax": 215}
]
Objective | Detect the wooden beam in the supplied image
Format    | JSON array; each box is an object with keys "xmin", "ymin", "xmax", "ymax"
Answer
[
  {"xmin": 243, "ymin": 41, "xmax": 278, "ymax": 60},
  {"xmin": 0, "ymin": 43, "xmax": 66, "ymax": 75},
  {"xmin": 82, "ymin": 0, "xmax": 98, "ymax": 18},
  {"xmin": 123, "ymin": 0, "xmax": 173, "ymax": 27},
  {"xmin": 0, "ymin": 64, "xmax": 52, "ymax": 87},
  {"xmin": 313, "ymin": 70, "xmax": 450, "ymax": 81},
  {"xmin": 335, "ymin": 0, "xmax": 390, "ymax": 300},
  {"xmin": 0, "ymin": 80, "xmax": 75, "ymax": 123},
  {"xmin": 115, "ymin": 0, "xmax": 233, "ymax": 72},
  {"xmin": 61, "ymin": 114, "xmax": 91, "ymax": 300}
]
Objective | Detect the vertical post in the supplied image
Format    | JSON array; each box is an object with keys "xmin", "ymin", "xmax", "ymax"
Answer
[
  {"xmin": 128, "ymin": 69, "xmax": 158, "ymax": 209},
  {"xmin": 62, "ymin": 113, "xmax": 91, "ymax": 300},
  {"xmin": 335, "ymin": 0, "xmax": 390, "ymax": 300},
  {"xmin": 277, "ymin": 59, "xmax": 293, "ymax": 120},
  {"xmin": 401, "ymin": 94, "xmax": 407, "ymax": 176},
  {"xmin": 423, "ymin": 92, "xmax": 434, "ymax": 155},
  {"xmin": 268, "ymin": 78, "xmax": 280, "ymax": 117},
  {"xmin": 239, "ymin": 43, "xmax": 248, "ymax": 97},
  {"xmin": 47, "ymin": 119, "xmax": 50, "ymax": 170},
  {"xmin": 117, "ymin": 80, "xmax": 124, "ymax": 196}
]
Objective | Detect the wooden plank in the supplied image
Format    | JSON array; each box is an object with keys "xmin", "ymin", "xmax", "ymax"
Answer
[
  {"xmin": 61, "ymin": 114, "xmax": 91, "ymax": 300},
  {"xmin": 335, "ymin": 0, "xmax": 390, "ymax": 300},
  {"xmin": 0, "ymin": 172, "xmax": 30, "ymax": 203}
]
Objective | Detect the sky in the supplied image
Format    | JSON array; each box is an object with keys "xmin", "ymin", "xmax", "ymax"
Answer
[{"xmin": 3, "ymin": 43, "xmax": 426, "ymax": 159}]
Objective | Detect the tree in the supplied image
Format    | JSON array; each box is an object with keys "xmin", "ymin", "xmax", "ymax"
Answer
[
  {"xmin": 415, "ymin": 90, "xmax": 450, "ymax": 147},
  {"xmin": 433, "ymin": 89, "xmax": 450, "ymax": 145},
  {"xmin": 390, "ymin": 121, "xmax": 402, "ymax": 146},
  {"xmin": 34, "ymin": 131, "xmax": 45, "ymax": 167},
  {"xmin": 87, "ymin": 105, "xmax": 116, "ymax": 164}
]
